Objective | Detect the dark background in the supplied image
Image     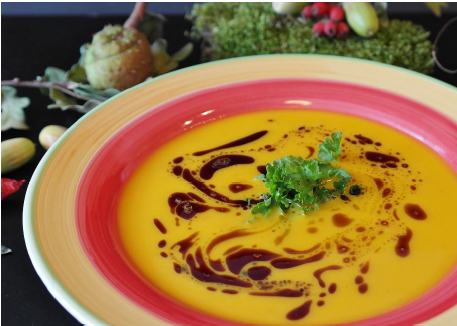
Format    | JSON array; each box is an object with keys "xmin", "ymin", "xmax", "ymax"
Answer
[
  {"xmin": 2, "ymin": 2, "xmax": 457, "ymax": 15},
  {"xmin": 2, "ymin": 7, "xmax": 457, "ymax": 326}
]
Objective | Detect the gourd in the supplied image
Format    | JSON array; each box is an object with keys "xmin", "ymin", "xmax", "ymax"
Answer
[
  {"xmin": 1, "ymin": 138, "xmax": 35, "ymax": 174},
  {"xmin": 343, "ymin": 2, "xmax": 379, "ymax": 38}
]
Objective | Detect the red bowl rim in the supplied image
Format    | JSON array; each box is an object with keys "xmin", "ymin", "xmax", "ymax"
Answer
[{"xmin": 75, "ymin": 78, "xmax": 457, "ymax": 324}]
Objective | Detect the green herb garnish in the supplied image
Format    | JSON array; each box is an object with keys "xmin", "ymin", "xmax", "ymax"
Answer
[
  {"xmin": 251, "ymin": 132, "xmax": 355, "ymax": 216},
  {"xmin": 318, "ymin": 131, "xmax": 342, "ymax": 162},
  {"xmin": 349, "ymin": 185, "xmax": 364, "ymax": 196}
]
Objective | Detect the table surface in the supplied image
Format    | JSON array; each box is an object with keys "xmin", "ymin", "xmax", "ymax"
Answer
[{"xmin": 1, "ymin": 14, "xmax": 456, "ymax": 325}]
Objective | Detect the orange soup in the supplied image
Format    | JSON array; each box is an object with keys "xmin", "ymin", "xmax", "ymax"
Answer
[{"xmin": 118, "ymin": 110, "xmax": 457, "ymax": 324}]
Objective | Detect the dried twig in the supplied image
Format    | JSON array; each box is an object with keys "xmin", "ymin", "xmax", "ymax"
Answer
[
  {"xmin": 1, "ymin": 79, "xmax": 93, "ymax": 101},
  {"xmin": 432, "ymin": 16, "xmax": 457, "ymax": 74}
]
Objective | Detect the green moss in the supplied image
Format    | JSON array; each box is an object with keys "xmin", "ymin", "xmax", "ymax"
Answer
[{"xmin": 188, "ymin": 3, "xmax": 434, "ymax": 74}]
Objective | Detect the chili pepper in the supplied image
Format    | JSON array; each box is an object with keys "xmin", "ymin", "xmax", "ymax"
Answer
[{"xmin": 1, "ymin": 178, "xmax": 26, "ymax": 200}]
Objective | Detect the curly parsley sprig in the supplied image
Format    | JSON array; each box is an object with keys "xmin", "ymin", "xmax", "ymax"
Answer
[{"xmin": 251, "ymin": 132, "xmax": 359, "ymax": 216}]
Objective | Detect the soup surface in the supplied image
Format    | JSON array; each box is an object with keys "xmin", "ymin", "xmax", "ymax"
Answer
[{"xmin": 118, "ymin": 110, "xmax": 457, "ymax": 324}]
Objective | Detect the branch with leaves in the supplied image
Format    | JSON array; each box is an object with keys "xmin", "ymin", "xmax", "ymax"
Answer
[
  {"xmin": 1, "ymin": 79, "xmax": 91, "ymax": 101},
  {"xmin": 2, "ymin": 63, "xmax": 118, "ymax": 117},
  {"xmin": 1, "ymin": 2, "xmax": 193, "ymax": 131}
]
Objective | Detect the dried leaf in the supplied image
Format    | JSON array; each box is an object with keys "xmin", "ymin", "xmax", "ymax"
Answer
[
  {"xmin": 151, "ymin": 38, "xmax": 169, "ymax": 54},
  {"xmin": 151, "ymin": 39, "xmax": 194, "ymax": 76},
  {"xmin": 66, "ymin": 44, "xmax": 89, "ymax": 83},
  {"xmin": 49, "ymin": 89, "xmax": 76, "ymax": 107},
  {"xmin": 138, "ymin": 12, "xmax": 167, "ymax": 44},
  {"xmin": 373, "ymin": 2, "xmax": 389, "ymax": 28},
  {"xmin": 66, "ymin": 64, "xmax": 87, "ymax": 83},
  {"xmin": 425, "ymin": 2, "xmax": 448, "ymax": 17},
  {"xmin": 48, "ymin": 99, "xmax": 101, "ymax": 114},
  {"xmin": 38, "ymin": 67, "xmax": 67, "ymax": 97},
  {"xmin": 155, "ymin": 61, "xmax": 179, "ymax": 76},
  {"xmin": 43, "ymin": 67, "xmax": 66, "ymax": 82},
  {"xmin": 1, "ymin": 245, "xmax": 12, "ymax": 255},
  {"xmin": 1, "ymin": 86, "xmax": 30, "ymax": 131},
  {"xmin": 73, "ymin": 84, "xmax": 120, "ymax": 102},
  {"xmin": 373, "ymin": 2, "xmax": 388, "ymax": 14},
  {"xmin": 78, "ymin": 43, "xmax": 89, "ymax": 66},
  {"xmin": 171, "ymin": 43, "xmax": 194, "ymax": 61}
]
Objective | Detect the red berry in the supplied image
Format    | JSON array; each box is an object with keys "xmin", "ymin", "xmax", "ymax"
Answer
[
  {"xmin": 312, "ymin": 2, "xmax": 329, "ymax": 17},
  {"xmin": 330, "ymin": 6, "xmax": 345, "ymax": 22},
  {"xmin": 323, "ymin": 4, "xmax": 335, "ymax": 18},
  {"xmin": 303, "ymin": 5, "xmax": 313, "ymax": 18},
  {"xmin": 336, "ymin": 22, "xmax": 349, "ymax": 38},
  {"xmin": 312, "ymin": 21, "xmax": 325, "ymax": 38},
  {"xmin": 324, "ymin": 21, "xmax": 337, "ymax": 37}
]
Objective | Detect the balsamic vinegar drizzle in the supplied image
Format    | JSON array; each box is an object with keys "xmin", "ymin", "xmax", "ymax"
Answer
[
  {"xmin": 332, "ymin": 214, "xmax": 353, "ymax": 227},
  {"xmin": 181, "ymin": 169, "xmax": 260, "ymax": 207},
  {"xmin": 247, "ymin": 266, "xmax": 272, "ymax": 280},
  {"xmin": 372, "ymin": 177, "xmax": 384, "ymax": 190},
  {"xmin": 206, "ymin": 229, "xmax": 254, "ymax": 272},
  {"xmin": 313, "ymin": 265, "xmax": 343, "ymax": 287},
  {"xmin": 153, "ymin": 218, "xmax": 167, "ymax": 234},
  {"xmin": 257, "ymin": 165, "xmax": 267, "ymax": 174},
  {"xmin": 149, "ymin": 127, "xmax": 428, "ymax": 321},
  {"xmin": 395, "ymin": 228, "xmax": 413, "ymax": 257},
  {"xmin": 228, "ymin": 183, "xmax": 253, "ymax": 193},
  {"xmin": 168, "ymin": 192, "xmax": 229, "ymax": 219},
  {"xmin": 283, "ymin": 243, "xmax": 321, "ymax": 255},
  {"xmin": 365, "ymin": 152, "xmax": 400, "ymax": 164},
  {"xmin": 271, "ymin": 251, "xmax": 326, "ymax": 269},
  {"xmin": 287, "ymin": 300, "xmax": 312, "ymax": 321},
  {"xmin": 193, "ymin": 130, "xmax": 268, "ymax": 156},
  {"xmin": 186, "ymin": 248, "xmax": 252, "ymax": 287},
  {"xmin": 404, "ymin": 204, "xmax": 427, "ymax": 220},
  {"xmin": 200, "ymin": 155, "xmax": 255, "ymax": 180},
  {"xmin": 251, "ymin": 289, "xmax": 303, "ymax": 297},
  {"xmin": 360, "ymin": 261, "xmax": 370, "ymax": 274},
  {"xmin": 305, "ymin": 146, "xmax": 315, "ymax": 159},
  {"xmin": 227, "ymin": 249, "xmax": 280, "ymax": 274},
  {"xmin": 354, "ymin": 134, "xmax": 374, "ymax": 145}
]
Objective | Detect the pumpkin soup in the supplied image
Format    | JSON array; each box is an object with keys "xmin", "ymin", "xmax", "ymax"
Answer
[{"xmin": 118, "ymin": 110, "xmax": 457, "ymax": 324}]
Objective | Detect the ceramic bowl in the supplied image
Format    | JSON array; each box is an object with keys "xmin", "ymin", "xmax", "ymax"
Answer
[{"xmin": 24, "ymin": 55, "xmax": 457, "ymax": 324}]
